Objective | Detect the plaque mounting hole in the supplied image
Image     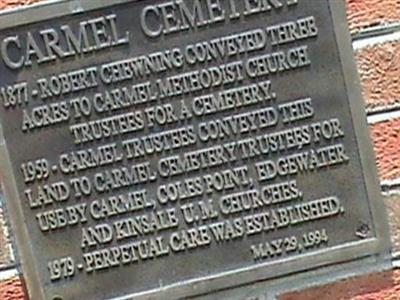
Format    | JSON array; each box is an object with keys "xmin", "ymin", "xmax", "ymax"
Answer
[
  {"xmin": 355, "ymin": 224, "xmax": 370, "ymax": 239},
  {"xmin": 53, "ymin": 296, "xmax": 63, "ymax": 300}
]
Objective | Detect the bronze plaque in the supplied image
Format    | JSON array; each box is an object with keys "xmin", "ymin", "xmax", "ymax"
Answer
[{"xmin": 0, "ymin": 0, "xmax": 390, "ymax": 299}]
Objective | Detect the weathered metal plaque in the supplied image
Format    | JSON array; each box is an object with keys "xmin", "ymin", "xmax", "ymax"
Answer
[{"xmin": 0, "ymin": 0, "xmax": 391, "ymax": 299}]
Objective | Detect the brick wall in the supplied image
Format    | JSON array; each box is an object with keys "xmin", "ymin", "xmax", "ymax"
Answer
[
  {"xmin": 280, "ymin": 1, "xmax": 400, "ymax": 299},
  {"xmin": 0, "ymin": 0, "xmax": 399, "ymax": 299}
]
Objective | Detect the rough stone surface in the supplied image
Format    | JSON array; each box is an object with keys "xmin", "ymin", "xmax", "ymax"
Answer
[
  {"xmin": 356, "ymin": 42, "xmax": 400, "ymax": 110},
  {"xmin": 0, "ymin": 205, "xmax": 13, "ymax": 268},
  {"xmin": 370, "ymin": 119, "xmax": 400, "ymax": 180},
  {"xmin": 346, "ymin": 0, "xmax": 400, "ymax": 33},
  {"xmin": 385, "ymin": 195, "xmax": 400, "ymax": 253}
]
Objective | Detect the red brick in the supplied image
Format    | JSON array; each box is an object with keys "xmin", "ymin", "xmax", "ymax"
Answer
[
  {"xmin": 0, "ymin": 2, "xmax": 397, "ymax": 300},
  {"xmin": 350, "ymin": 285, "xmax": 400, "ymax": 300},
  {"xmin": 348, "ymin": 270, "xmax": 400, "ymax": 300},
  {"xmin": 346, "ymin": 0, "xmax": 400, "ymax": 33},
  {"xmin": 279, "ymin": 270, "xmax": 400, "ymax": 300},
  {"xmin": 0, "ymin": 277, "xmax": 26, "ymax": 300},
  {"xmin": 370, "ymin": 119, "xmax": 400, "ymax": 180},
  {"xmin": 0, "ymin": 0, "xmax": 40, "ymax": 9},
  {"xmin": 356, "ymin": 42, "xmax": 400, "ymax": 110}
]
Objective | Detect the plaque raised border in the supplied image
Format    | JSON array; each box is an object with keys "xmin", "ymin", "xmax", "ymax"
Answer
[{"xmin": 0, "ymin": 1, "xmax": 391, "ymax": 299}]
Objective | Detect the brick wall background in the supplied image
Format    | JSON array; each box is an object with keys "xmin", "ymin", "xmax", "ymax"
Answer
[
  {"xmin": 0, "ymin": 0, "xmax": 399, "ymax": 299},
  {"xmin": 282, "ymin": 1, "xmax": 400, "ymax": 299}
]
